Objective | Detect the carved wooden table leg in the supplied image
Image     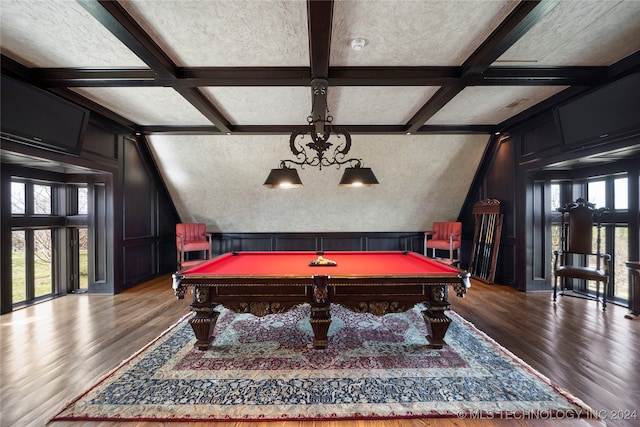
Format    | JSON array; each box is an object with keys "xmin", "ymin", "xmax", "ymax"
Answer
[
  {"xmin": 190, "ymin": 286, "xmax": 219, "ymax": 351},
  {"xmin": 423, "ymin": 283, "xmax": 452, "ymax": 349},
  {"xmin": 310, "ymin": 276, "xmax": 331, "ymax": 349}
]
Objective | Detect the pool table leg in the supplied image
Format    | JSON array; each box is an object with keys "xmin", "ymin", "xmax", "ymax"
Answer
[
  {"xmin": 422, "ymin": 284, "xmax": 452, "ymax": 349},
  {"xmin": 189, "ymin": 285, "xmax": 220, "ymax": 351},
  {"xmin": 310, "ymin": 276, "xmax": 331, "ymax": 349}
]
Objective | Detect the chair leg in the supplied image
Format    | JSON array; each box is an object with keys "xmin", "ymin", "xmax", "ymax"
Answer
[
  {"xmin": 602, "ymin": 281, "xmax": 607, "ymax": 311},
  {"xmin": 553, "ymin": 276, "xmax": 558, "ymax": 302}
]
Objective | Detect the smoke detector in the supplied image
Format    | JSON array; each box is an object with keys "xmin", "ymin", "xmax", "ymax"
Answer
[{"xmin": 351, "ymin": 38, "xmax": 366, "ymax": 51}]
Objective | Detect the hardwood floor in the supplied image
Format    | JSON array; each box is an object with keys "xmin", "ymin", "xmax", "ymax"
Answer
[{"xmin": 1, "ymin": 276, "xmax": 638, "ymax": 427}]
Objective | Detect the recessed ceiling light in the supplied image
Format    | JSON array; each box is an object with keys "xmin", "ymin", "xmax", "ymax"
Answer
[{"xmin": 351, "ymin": 38, "xmax": 366, "ymax": 51}]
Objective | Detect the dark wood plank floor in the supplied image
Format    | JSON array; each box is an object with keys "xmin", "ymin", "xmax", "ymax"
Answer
[{"xmin": 1, "ymin": 275, "xmax": 638, "ymax": 427}]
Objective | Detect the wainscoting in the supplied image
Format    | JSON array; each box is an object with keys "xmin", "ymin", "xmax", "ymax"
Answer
[{"xmin": 208, "ymin": 231, "xmax": 426, "ymax": 256}]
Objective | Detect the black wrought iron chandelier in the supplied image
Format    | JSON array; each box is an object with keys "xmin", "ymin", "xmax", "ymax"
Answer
[{"xmin": 264, "ymin": 79, "xmax": 379, "ymax": 189}]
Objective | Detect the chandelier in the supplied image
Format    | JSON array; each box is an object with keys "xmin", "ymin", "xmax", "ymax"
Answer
[{"xmin": 264, "ymin": 79, "xmax": 379, "ymax": 189}]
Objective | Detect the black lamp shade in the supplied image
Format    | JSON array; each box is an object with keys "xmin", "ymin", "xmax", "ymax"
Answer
[
  {"xmin": 338, "ymin": 167, "xmax": 379, "ymax": 187},
  {"xmin": 263, "ymin": 168, "xmax": 303, "ymax": 188}
]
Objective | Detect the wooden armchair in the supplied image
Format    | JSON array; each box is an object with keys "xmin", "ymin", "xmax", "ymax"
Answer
[
  {"xmin": 553, "ymin": 198, "xmax": 610, "ymax": 310},
  {"xmin": 176, "ymin": 223, "xmax": 211, "ymax": 270},
  {"xmin": 424, "ymin": 222, "xmax": 462, "ymax": 265}
]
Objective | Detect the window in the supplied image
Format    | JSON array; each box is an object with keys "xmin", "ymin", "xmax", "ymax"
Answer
[
  {"xmin": 78, "ymin": 187, "xmax": 88, "ymax": 215},
  {"xmin": 11, "ymin": 230, "xmax": 26, "ymax": 304},
  {"xmin": 78, "ymin": 228, "xmax": 89, "ymax": 288},
  {"xmin": 10, "ymin": 179, "xmax": 58, "ymax": 307},
  {"xmin": 11, "ymin": 182, "xmax": 25, "ymax": 214},
  {"xmin": 587, "ymin": 180, "xmax": 606, "ymax": 209},
  {"xmin": 613, "ymin": 226, "xmax": 629, "ymax": 301},
  {"xmin": 8, "ymin": 178, "xmax": 96, "ymax": 308},
  {"xmin": 33, "ymin": 229, "xmax": 53, "ymax": 298},
  {"xmin": 11, "ymin": 228, "xmax": 55, "ymax": 305},
  {"xmin": 614, "ymin": 177, "xmax": 628, "ymax": 210},
  {"xmin": 550, "ymin": 183, "xmax": 561, "ymax": 211},
  {"xmin": 33, "ymin": 184, "xmax": 52, "ymax": 214}
]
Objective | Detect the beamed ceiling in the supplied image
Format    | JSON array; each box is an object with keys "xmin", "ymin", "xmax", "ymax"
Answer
[
  {"xmin": 2, "ymin": 0, "xmax": 639, "ymax": 135},
  {"xmin": 1, "ymin": 0, "xmax": 640, "ymax": 233}
]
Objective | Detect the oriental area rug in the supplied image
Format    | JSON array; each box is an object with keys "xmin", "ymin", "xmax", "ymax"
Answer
[{"xmin": 51, "ymin": 304, "xmax": 595, "ymax": 423}]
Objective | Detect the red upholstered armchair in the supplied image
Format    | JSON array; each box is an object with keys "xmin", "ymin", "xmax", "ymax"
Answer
[
  {"xmin": 424, "ymin": 222, "xmax": 462, "ymax": 265},
  {"xmin": 176, "ymin": 223, "xmax": 211, "ymax": 270}
]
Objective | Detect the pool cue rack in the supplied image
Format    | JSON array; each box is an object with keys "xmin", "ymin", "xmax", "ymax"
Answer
[{"xmin": 468, "ymin": 199, "xmax": 503, "ymax": 284}]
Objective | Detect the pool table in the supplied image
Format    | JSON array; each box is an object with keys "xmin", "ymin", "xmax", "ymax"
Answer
[{"xmin": 172, "ymin": 251, "xmax": 470, "ymax": 350}]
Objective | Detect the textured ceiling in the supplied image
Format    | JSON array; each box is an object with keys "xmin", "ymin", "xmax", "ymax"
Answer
[
  {"xmin": 147, "ymin": 133, "xmax": 489, "ymax": 233},
  {"xmin": 1, "ymin": 0, "xmax": 639, "ymax": 232}
]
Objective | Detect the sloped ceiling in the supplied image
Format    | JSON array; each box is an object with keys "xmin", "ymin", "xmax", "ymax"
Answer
[
  {"xmin": 1, "ymin": 0, "xmax": 639, "ymax": 232},
  {"xmin": 148, "ymin": 133, "xmax": 489, "ymax": 232}
]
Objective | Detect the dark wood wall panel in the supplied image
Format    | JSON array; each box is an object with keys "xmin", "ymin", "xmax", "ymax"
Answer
[
  {"xmin": 158, "ymin": 239, "xmax": 177, "ymax": 272},
  {"xmin": 274, "ymin": 237, "xmax": 318, "ymax": 251},
  {"xmin": 366, "ymin": 236, "xmax": 407, "ymax": 251},
  {"xmin": 123, "ymin": 139, "xmax": 153, "ymax": 239},
  {"xmin": 210, "ymin": 232, "xmax": 424, "ymax": 258},
  {"xmin": 82, "ymin": 122, "xmax": 118, "ymax": 160},
  {"xmin": 321, "ymin": 236, "xmax": 363, "ymax": 251},
  {"xmin": 91, "ymin": 182, "xmax": 109, "ymax": 290},
  {"xmin": 218, "ymin": 237, "xmax": 273, "ymax": 253},
  {"xmin": 521, "ymin": 119, "xmax": 558, "ymax": 159},
  {"xmin": 531, "ymin": 181, "xmax": 546, "ymax": 280},
  {"xmin": 481, "ymin": 137, "xmax": 516, "ymax": 286},
  {"xmin": 123, "ymin": 244, "xmax": 154, "ymax": 285}
]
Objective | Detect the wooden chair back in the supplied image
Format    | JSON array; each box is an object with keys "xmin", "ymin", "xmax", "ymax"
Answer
[{"xmin": 554, "ymin": 198, "xmax": 610, "ymax": 310}]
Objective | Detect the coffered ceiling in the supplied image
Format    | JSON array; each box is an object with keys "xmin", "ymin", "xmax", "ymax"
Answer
[{"xmin": 2, "ymin": 0, "xmax": 638, "ymax": 135}]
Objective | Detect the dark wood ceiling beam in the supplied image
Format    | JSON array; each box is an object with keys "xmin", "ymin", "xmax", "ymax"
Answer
[
  {"xmin": 178, "ymin": 67, "xmax": 311, "ymax": 86},
  {"xmin": 34, "ymin": 68, "xmax": 158, "ymax": 87},
  {"xmin": 0, "ymin": 54, "xmax": 34, "ymax": 81},
  {"xmin": 476, "ymin": 66, "xmax": 609, "ymax": 86},
  {"xmin": 32, "ymin": 65, "xmax": 610, "ymax": 88},
  {"xmin": 76, "ymin": 0, "xmax": 231, "ymax": 133},
  {"xmin": 414, "ymin": 125, "xmax": 497, "ymax": 135},
  {"xmin": 462, "ymin": 0, "xmax": 560, "ymax": 75},
  {"xmin": 139, "ymin": 124, "xmax": 492, "ymax": 136},
  {"xmin": 405, "ymin": 86, "xmax": 466, "ymax": 134},
  {"xmin": 306, "ymin": 0, "xmax": 333, "ymax": 124},
  {"xmin": 328, "ymin": 67, "xmax": 460, "ymax": 86},
  {"xmin": 307, "ymin": 0, "xmax": 333, "ymax": 80},
  {"xmin": 174, "ymin": 87, "xmax": 232, "ymax": 134},
  {"xmin": 76, "ymin": 0, "xmax": 176, "ymax": 79},
  {"xmin": 405, "ymin": 0, "xmax": 560, "ymax": 134},
  {"xmin": 139, "ymin": 126, "xmax": 225, "ymax": 135}
]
